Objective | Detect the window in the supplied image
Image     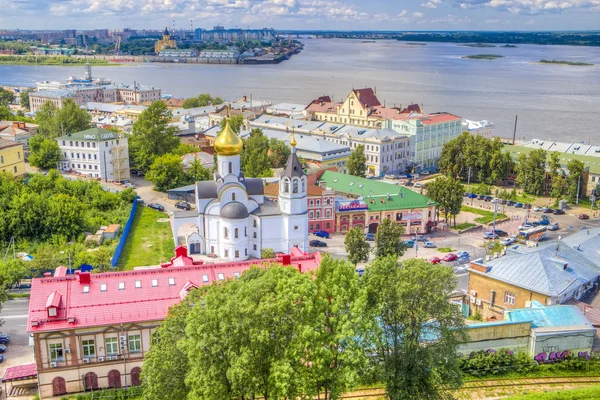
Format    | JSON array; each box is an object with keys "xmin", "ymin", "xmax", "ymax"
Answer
[
  {"xmin": 253, "ymin": 232, "xmax": 257, "ymax": 239},
  {"xmin": 169, "ymin": 277, "xmax": 175, "ymax": 286},
  {"xmin": 245, "ymin": 248, "xmax": 248, "ymax": 256},
  {"xmin": 326, "ymin": 210, "xmax": 331, "ymax": 218},
  {"xmin": 82, "ymin": 339, "xmax": 95, "ymax": 357},
  {"xmin": 294, "ymin": 225, "xmax": 299, "ymax": 231},
  {"xmin": 83, "ymin": 285, "xmax": 90, "ymax": 293},
  {"xmin": 224, "ymin": 227, "xmax": 228, "ymax": 239},
  {"xmin": 231, "ymin": 192, "xmax": 236, "ymax": 201},
  {"xmin": 118, "ymin": 282, "xmax": 125, "ymax": 290},
  {"xmin": 228, "ymin": 162, "xmax": 232, "ymax": 174},
  {"xmin": 309, "ymin": 211, "xmax": 314, "ymax": 219},
  {"xmin": 152, "ymin": 279, "xmax": 158, "ymax": 287},
  {"xmin": 48, "ymin": 307, "xmax": 57, "ymax": 317},
  {"xmin": 316, "ymin": 211, "xmax": 321, "ymax": 218},
  {"xmin": 128, "ymin": 334, "xmax": 141, "ymax": 353},
  {"xmin": 504, "ymin": 292, "xmax": 516, "ymax": 305},
  {"xmin": 14, "ymin": 166, "xmax": 17, "ymax": 173},
  {"xmin": 134, "ymin": 280, "xmax": 141, "ymax": 288},
  {"xmin": 244, "ymin": 227, "xmax": 247, "ymax": 236},
  {"xmin": 202, "ymin": 274, "xmax": 209, "ymax": 283},
  {"xmin": 224, "ymin": 250, "xmax": 229, "ymax": 258},
  {"xmin": 326, "ymin": 222, "xmax": 331, "ymax": 228},
  {"xmin": 235, "ymin": 250, "xmax": 239, "ymax": 258},
  {"xmin": 100, "ymin": 284, "xmax": 107, "ymax": 292},
  {"xmin": 316, "ymin": 199, "xmax": 320, "ymax": 205},
  {"xmin": 253, "ymin": 220, "xmax": 257, "ymax": 228},
  {"xmin": 310, "ymin": 224, "xmax": 313, "ymax": 230},
  {"xmin": 105, "ymin": 337, "xmax": 118, "ymax": 355},
  {"xmin": 234, "ymin": 228, "xmax": 239, "ymax": 239},
  {"xmin": 293, "ymin": 180, "xmax": 299, "ymax": 193},
  {"xmin": 253, "ymin": 244, "xmax": 257, "ymax": 251},
  {"xmin": 234, "ymin": 272, "xmax": 240, "ymax": 279},
  {"xmin": 49, "ymin": 343, "xmax": 64, "ymax": 362},
  {"xmin": 218, "ymin": 273, "xmax": 225, "ymax": 280},
  {"xmin": 310, "ymin": 200, "xmax": 314, "ymax": 206},
  {"xmin": 18, "ymin": 152, "xmax": 21, "ymax": 160}
]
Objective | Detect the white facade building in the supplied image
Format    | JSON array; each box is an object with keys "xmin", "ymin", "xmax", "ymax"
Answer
[
  {"xmin": 171, "ymin": 121, "xmax": 308, "ymax": 261},
  {"xmin": 56, "ymin": 127, "xmax": 130, "ymax": 182},
  {"xmin": 463, "ymin": 119, "xmax": 495, "ymax": 138}
]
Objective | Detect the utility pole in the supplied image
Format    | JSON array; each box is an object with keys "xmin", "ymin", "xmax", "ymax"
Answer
[
  {"xmin": 492, "ymin": 200, "xmax": 498, "ymax": 233},
  {"xmin": 512, "ymin": 115, "xmax": 518, "ymax": 145},
  {"xmin": 576, "ymin": 175, "xmax": 581, "ymax": 205},
  {"xmin": 467, "ymin": 166, "xmax": 472, "ymax": 192}
]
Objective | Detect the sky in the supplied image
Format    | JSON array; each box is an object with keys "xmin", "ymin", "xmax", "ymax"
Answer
[{"xmin": 1, "ymin": 0, "xmax": 599, "ymax": 31}]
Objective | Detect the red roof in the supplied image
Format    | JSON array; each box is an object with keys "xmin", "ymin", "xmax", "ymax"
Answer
[
  {"xmin": 353, "ymin": 88, "xmax": 381, "ymax": 108},
  {"xmin": 416, "ymin": 113, "xmax": 462, "ymax": 125},
  {"xmin": 27, "ymin": 248, "xmax": 321, "ymax": 333},
  {"xmin": 305, "ymin": 99, "xmax": 340, "ymax": 114},
  {"xmin": 46, "ymin": 290, "xmax": 62, "ymax": 308},
  {"xmin": 2, "ymin": 363, "xmax": 37, "ymax": 382}
]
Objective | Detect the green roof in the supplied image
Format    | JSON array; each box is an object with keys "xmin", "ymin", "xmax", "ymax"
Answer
[
  {"xmin": 503, "ymin": 145, "xmax": 600, "ymax": 175},
  {"xmin": 57, "ymin": 128, "xmax": 118, "ymax": 142},
  {"xmin": 319, "ymin": 170, "xmax": 437, "ymax": 211}
]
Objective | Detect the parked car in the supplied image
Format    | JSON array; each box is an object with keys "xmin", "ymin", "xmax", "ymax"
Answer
[
  {"xmin": 0, "ymin": 334, "xmax": 10, "ymax": 344},
  {"xmin": 456, "ymin": 251, "xmax": 469, "ymax": 259},
  {"xmin": 313, "ymin": 230, "xmax": 330, "ymax": 238},
  {"xmin": 500, "ymin": 237, "xmax": 516, "ymax": 246},
  {"xmin": 309, "ymin": 240, "xmax": 327, "ymax": 247},
  {"xmin": 404, "ymin": 240, "xmax": 415, "ymax": 248},
  {"xmin": 477, "ymin": 195, "xmax": 486, "ymax": 200},
  {"xmin": 414, "ymin": 182, "xmax": 424, "ymax": 188},
  {"xmin": 384, "ymin": 174, "xmax": 396, "ymax": 180},
  {"xmin": 468, "ymin": 193, "xmax": 478, "ymax": 199},
  {"xmin": 499, "ymin": 199, "xmax": 507, "ymax": 205},
  {"xmin": 424, "ymin": 241, "xmax": 436, "ymax": 248},
  {"xmin": 484, "ymin": 232, "xmax": 499, "ymax": 240},
  {"xmin": 147, "ymin": 203, "xmax": 165, "ymax": 212},
  {"xmin": 429, "ymin": 257, "xmax": 441, "ymax": 264},
  {"xmin": 492, "ymin": 229, "xmax": 508, "ymax": 237},
  {"xmin": 553, "ymin": 209, "xmax": 565, "ymax": 215},
  {"xmin": 0, "ymin": 354, "xmax": 4, "ymax": 363},
  {"xmin": 413, "ymin": 235, "xmax": 427, "ymax": 242},
  {"xmin": 175, "ymin": 201, "xmax": 191, "ymax": 210},
  {"xmin": 397, "ymin": 174, "xmax": 408, "ymax": 179},
  {"xmin": 548, "ymin": 222, "xmax": 560, "ymax": 231},
  {"xmin": 519, "ymin": 224, "xmax": 533, "ymax": 231},
  {"xmin": 443, "ymin": 253, "xmax": 458, "ymax": 262},
  {"xmin": 421, "ymin": 170, "xmax": 430, "ymax": 175},
  {"xmin": 533, "ymin": 206, "xmax": 544, "ymax": 212},
  {"xmin": 507, "ymin": 200, "xmax": 516, "ymax": 206},
  {"xmin": 523, "ymin": 203, "xmax": 532, "ymax": 209},
  {"xmin": 543, "ymin": 207, "xmax": 554, "ymax": 213},
  {"xmin": 514, "ymin": 202, "xmax": 524, "ymax": 208},
  {"xmin": 579, "ymin": 214, "xmax": 590, "ymax": 220},
  {"xmin": 365, "ymin": 233, "xmax": 375, "ymax": 241},
  {"xmin": 484, "ymin": 196, "xmax": 493, "ymax": 202},
  {"xmin": 405, "ymin": 181, "xmax": 414, "ymax": 187},
  {"xmin": 464, "ymin": 192, "xmax": 471, "ymax": 197},
  {"xmin": 0, "ymin": 344, "xmax": 6, "ymax": 353}
]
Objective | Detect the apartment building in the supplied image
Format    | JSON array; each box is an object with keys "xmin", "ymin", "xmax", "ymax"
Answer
[{"xmin": 0, "ymin": 138, "xmax": 25, "ymax": 176}]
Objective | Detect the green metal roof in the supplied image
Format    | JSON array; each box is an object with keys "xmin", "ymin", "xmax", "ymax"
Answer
[
  {"xmin": 504, "ymin": 145, "xmax": 600, "ymax": 175},
  {"xmin": 57, "ymin": 128, "xmax": 118, "ymax": 142},
  {"xmin": 319, "ymin": 170, "xmax": 436, "ymax": 211}
]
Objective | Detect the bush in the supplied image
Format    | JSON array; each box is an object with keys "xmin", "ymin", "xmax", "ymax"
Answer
[{"xmin": 261, "ymin": 248, "xmax": 275, "ymax": 259}]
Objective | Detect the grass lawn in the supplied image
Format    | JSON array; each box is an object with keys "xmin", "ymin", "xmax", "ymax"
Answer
[
  {"xmin": 461, "ymin": 206, "xmax": 507, "ymax": 224},
  {"xmin": 117, "ymin": 206, "xmax": 174, "ymax": 270},
  {"xmin": 503, "ymin": 384, "xmax": 600, "ymax": 399},
  {"xmin": 450, "ymin": 222, "xmax": 477, "ymax": 230},
  {"xmin": 437, "ymin": 247, "xmax": 455, "ymax": 253}
]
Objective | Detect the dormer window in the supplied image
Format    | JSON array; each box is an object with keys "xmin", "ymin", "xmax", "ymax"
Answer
[
  {"xmin": 46, "ymin": 290, "xmax": 62, "ymax": 318},
  {"xmin": 48, "ymin": 307, "xmax": 57, "ymax": 317}
]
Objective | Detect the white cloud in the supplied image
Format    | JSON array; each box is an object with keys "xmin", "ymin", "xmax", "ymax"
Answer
[
  {"xmin": 413, "ymin": 11, "xmax": 424, "ymax": 16},
  {"xmin": 422, "ymin": 2, "xmax": 438, "ymax": 8},
  {"xmin": 455, "ymin": 0, "xmax": 599, "ymax": 14}
]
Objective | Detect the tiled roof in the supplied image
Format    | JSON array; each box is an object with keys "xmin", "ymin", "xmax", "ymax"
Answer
[
  {"xmin": 319, "ymin": 170, "xmax": 436, "ymax": 211},
  {"xmin": 2, "ymin": 363, "xmax": 37, "ymax": 383},
  {"xmin": 416, "ymin": 113, "xmax": 462, "ymax": 125},
  {"xmin": 27, "ymin": 247, "xmax": 321, "ymax": 333},
  {"xmin": 353, "ymin": 88, "xmax": 381, "ymax": 108},
  {"xmin": 264, "ymin": 182, "xmax": 325, "ymax": 197},
  {"xmin": 0, "ymin": 138, "xmax": 23, "ymax": 150}
]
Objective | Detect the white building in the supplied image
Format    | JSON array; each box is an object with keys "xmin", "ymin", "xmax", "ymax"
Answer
[
  {"xmin": 388, "ymin": 112, "xmax": 463, "ymax": 171},
  {"xmin": 199, "ymin": 50, "xmax": 240, "ymax": 59},
  {"xmin": 56, "ymin": 127, "xmax": 130, "ymax": 182},
  {"xmin": 463, "ymin": 119, "xmax": 495, "ymax": 138},
  {"xmin": 171, "ymin": 121, "xmax": 308, "ymax": 261}
]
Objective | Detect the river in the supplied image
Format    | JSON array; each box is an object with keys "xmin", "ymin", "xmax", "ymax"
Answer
[{"xmin": 1, "ymin": 39, "xmax": 599, "ymax": 141}]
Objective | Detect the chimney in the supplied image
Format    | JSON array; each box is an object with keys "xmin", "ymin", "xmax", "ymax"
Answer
[
  {"xmin": 242, "ymin": 95, "xmax": 247, "ymax": 102},
  {"xmin": 319, "ymin": 180, "xmax": 327, "ymax": 189},
  {"xmin": 43, "ymin": 272, "xmax": 51, "ymax": 278},
  {"xmin": 281, "ymin": 254, "xmax": 291, "ymax": 266},
  {"xmin": 79, "ymin": 272, "xmax": 91, "ymax": 284}
]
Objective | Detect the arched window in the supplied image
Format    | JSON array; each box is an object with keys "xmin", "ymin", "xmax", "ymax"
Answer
[
  {"xmin": 234, "ymin": 228, "xmax": 239, "ymax": 239},
  {"xmin": 224, "ymin": 227, "xmax": 228, "ymax": 238},
  {"xmin": 302, "ymin": 177, "xmax": 306, "ymax": 193},
  {"xmin": 244, "ymin": 227, "xmax": 247, "ymax": 236},
  {"xmin": 284, "ymin": 179, "xmax": 290, "ymax": 193},
  {"xmin": 232, "ymin": 192, "xmax": 236, "ymax": 201},
  {"xmin": 253, "ymin": 220, "xmax": 257, "ymax": 228},
  {"xmin": 84, "ymin": 372, "xmax": 98, "ymax": 391},
  {"xmin": 108, "ymin": 370, "xmax": 121, "ymax": 388},
  {"xmin": 130, "ymin": 367, "xmax": 141, "ymax": 386},
  {"xmin": 293, "ymin": 179, "xmax": 299, "ymax": 194},
  {"xmin": 228, "ymin": 162, "xmax": 232, "ymax": 174}
]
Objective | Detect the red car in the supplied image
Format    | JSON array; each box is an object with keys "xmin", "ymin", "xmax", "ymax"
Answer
[
  {"xmin": 429, "ymin": 257, "xmax": 441, "ymax": 264},
  {"xmin": 579, "ymin": 214, "xmax": 590, "ymax": 220},
  {"xmin": 442, "ymin": 253, "xmax": 458, "ymax": 262}
]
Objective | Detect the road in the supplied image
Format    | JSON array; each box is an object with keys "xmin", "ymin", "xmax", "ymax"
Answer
[{"xmin": 1, "ymin": 299, "xmax": 30, "ymax": 346}]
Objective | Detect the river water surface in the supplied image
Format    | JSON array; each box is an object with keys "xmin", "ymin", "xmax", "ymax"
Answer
[{"xmin": 1, "ymin": 39, "xmax": 599, "ymax": 141}]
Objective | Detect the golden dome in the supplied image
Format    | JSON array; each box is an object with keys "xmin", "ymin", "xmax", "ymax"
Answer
[
  {"xmin": 289, "ymin": 130, "xmax": 297, "ymax": 148},
  {"xmin": 214, "ymin": 120, "xmax": 243, "ymax": 156}
]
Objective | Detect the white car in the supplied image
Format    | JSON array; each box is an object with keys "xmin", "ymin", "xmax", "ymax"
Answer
[
  {"xmin": 519, "ymin": 224, "xmax": 533, "ymax": 231},
  {"xmin": 501, "ymin": 237, "xmax": 516, "ymax": 246},
  {"xmin": 424, "ymin": 241, "xmax": 436, "ymax": 248},
  {"xmin": 533, "ymin": 206, "xmax": 544, "ymax": 212},
  {"xmin": 384, "ymin": 174, "xmax": 397, "ymax": 180}
]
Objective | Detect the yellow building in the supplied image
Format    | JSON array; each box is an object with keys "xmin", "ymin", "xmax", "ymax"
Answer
[
  {"xmin": 154, "ymin": 26, "xmax": 177, "ymax": 54},
  {"xmin": 0, "ymin": 138, "xmax": 25, "ymax": 176}
]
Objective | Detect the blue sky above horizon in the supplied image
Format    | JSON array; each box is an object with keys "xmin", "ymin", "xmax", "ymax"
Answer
[{"xmin": 2, "ymin": 0, "xmax": 599, "ymax": 31}]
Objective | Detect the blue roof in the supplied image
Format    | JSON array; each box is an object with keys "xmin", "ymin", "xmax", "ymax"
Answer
[{"xmin": 506, "ymin": 301, "xmax": 592, "ymax": 328}]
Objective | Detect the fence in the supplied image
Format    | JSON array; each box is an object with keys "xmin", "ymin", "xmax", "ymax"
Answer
[{"xmin": 111, "ymin": 197, "xmax": 138, "ymax": 267}]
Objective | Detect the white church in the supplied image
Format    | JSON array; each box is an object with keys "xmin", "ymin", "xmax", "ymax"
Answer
[{"xmin": 170, "ymin": 120, "xmax": 309, "ymax": 261}]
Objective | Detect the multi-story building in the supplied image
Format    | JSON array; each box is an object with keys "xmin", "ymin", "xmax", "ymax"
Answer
[
  {"xmin": 0, "ymin": 121, "xmax": 38, "ymax": 150},
  {"xmin": 199, "ymin": 50, "xmax": 240, "ymax": 59},
  {"xmin": 195, "ymin": 27, "xmax": 275, "ymax": 43},
  {"xmin": 56, "ymin": 128, "xmax": 130, "ymax": 182},
  {"xmin": 463, "ymin": 119, "xmax": 494, "ymax": 138},
  {"xmin": 29, "ymin": 90, "xmax": 82, "ymax": 112},
  {"xmin": 306, "ymin": 88, "xmax": 422, "ymax": 129},
  {"xmin": 467, "ymin": 229, "xmax": 600, "ymax": 320},
  {"xmin": 0, "ymin": 138, "xmax": 25, "ymax": 176},
  {"xmin": 158, "ymin": 49, "xmax": 198, "ymax": 57},
  {"xmin": 27, "ymin": 246, "xmax": 321, "ymax": 398},
  {"xmin": 388, "ymin": 112, "xmax": 463, "ymax": 171}
]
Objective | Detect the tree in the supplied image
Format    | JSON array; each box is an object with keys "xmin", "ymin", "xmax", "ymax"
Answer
[
  {"xmin": 548, "ymin": 152, "xmax": 562, "ymax": 183},
  {"xmin": 261, "ymin": 248, "xmax": 275, "ymax": 259},
  {"xmin": 129, "ymin": 101, "xmax": 180, "ymax": 172},
  {"xmin": 35, "ymin": 99, "xmax": 91, "ymax": 138},
  {"xmin": 28, "ymin": 135, "xmax": 62, "ymax": 169},
  {"xmin": 0, "ymin": 106, "xmax": 12, "ymax": 121},
  {"xmin": 0, "ymin": 87, "xmax": 15, "ymax": 107},
  {"xmin": 146, "ymin": 154, "xmax": 188, "ymax": 192},
  {"xmin": 182, "ymin": 98, "xmax": 200, "ymax": 109},
  {"xmin": 19, "ymin": 89, "xmax": 33, "ymax": 110},
  {"xmin": 344, "ymin": 226, "xmax": 370, "ymax": 265},
  {"xmin": 241, "ymin": 129, "xmax": 273, "ymax": 178},
  {"xmin": 142, "ymin": 288, "xmax": 203, "ymax": 400},
  {"xmin": 551, "ymin": 174, "xmax": 569, "ymax": 201},
  {"xmin": 375, "ymin": 218, "xmax": 405, "ymax": 258},
  {"xmin": 268, "ymin": 137, "xmax": 290, "ymax": 168},
  {"xmin": 515, "ymin": 149, "xmax": 547, "ymax": 195},
  {"xmin": 348, "ymin": 144, "xmax": 367, "ymax": 178},
  {"xmin": 425, "ymin": 176, "xmax": 464, "ymax": 226},
  {"xmin": 567, "ymin": 159, "xmax": 585, "ymax": 203},
  {"xmin": 185, "ymin": 156, "xmax": 212, "ymax": 183},
  {"xmin": 46, "ymin": 194, "xmax": 84, "ymax": 239},
  {"xmin": 219, "ymin": 114, "xmax": 244, "ymax": 134},
  {"xmin": 310, "ymin": 255, "xmax": 370, "ymax": 400},
  {"xmin": 364, "ymin": 257, "xmax": 466, "ymax": 400}
]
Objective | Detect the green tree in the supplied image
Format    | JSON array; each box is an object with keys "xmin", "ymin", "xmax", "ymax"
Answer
[
  {"xmin": 0, "ymin": 87, "xmax": 15, "ymax": 107},
  {"xmin": 182, "ymin": 98, "xmax": 200, "ymax": 109},
  {"xmin": 219, "ymin": 114, "xmax": 244, "ymax": 134},
  {"xmin": 365, "ymin": 257, "xmax": 466, "ymax": 400},
  {"xmin": 567, "ymin": 159, "xmax": 585, "ymax": 203},
  {"xmin": 261, "ymin": 248, "xmax": 275, "ymax": 259},
  {"xmin": 310, "ymin": 254, "xmax": 370, "ymax": 400},
  {"xmin": 268, "ymin": 137, "xmax": 291, "ymax": 168},
  {"xmin": 142, "ymin": 288, "xmax": 202, "ymax": 400},
  {"xmin": 28, "ymin": 135, "xmax": 61, "ymax": 169},
  {"xmin": 515, "ymin": 149, "xmax": 547, "ymax": 195},
  {"xmin": 551, "ymin": 175, "xmax": 569, "ymax": 201},
  {"xmin": 348, "ymin": 144, "xmax": 367, "ymax": 178},
  {"xmin": 146, "ymin": 154, "xmax": 187, "ymax": 192},
  {"xmin": 241, "ymin": 129, "xmax": 273, "ymax": 178},
  {"xmin": 0, "ymin": 106, "xmax": 12, "ymax": 120},
  {"xmin": 19, "ymin": 89, "xmax": 33, "ymax": 110},
  {"xmin": 375, "ymin": 218, "xmax": 405, "ymax": 258},
  {"xmin": 344, "ymin": 226, "xmax": 370, "ymax": 265},
  {"xmin": 35, "ymin": 99, "xmax": 91, "ymax": 138},
  {"xmin": 129, "ymin": 101, "xmax": 180, "ymax": 172},
  {"xmin": 185, "ymin": 156, "xmax": 212, "ymax": 183},
  {"xmin": 425, "ymin": 176, "xmax": 464, "ymax": 226},
  {"xmin": 548, "ymin": 152, "xmax": 562, "ymax": 182},
  {"xmin": 46, "ymin": 194, "xmax": 84, "ymax": 239}
]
